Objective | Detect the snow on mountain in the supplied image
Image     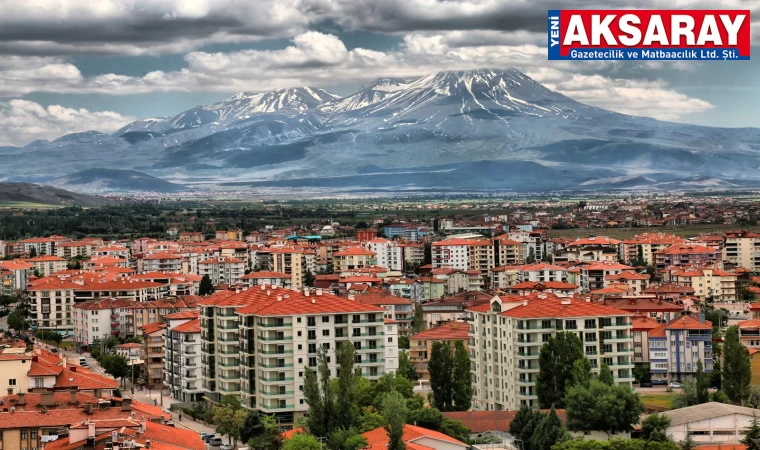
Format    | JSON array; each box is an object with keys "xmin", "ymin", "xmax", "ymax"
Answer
[
  {"xmin": 7, "ymin": 68, "xmax": 760, "ymax": 194},
  {"xmin": 321, "ymin": 78, "xmax": 409, "ymax": 113}
]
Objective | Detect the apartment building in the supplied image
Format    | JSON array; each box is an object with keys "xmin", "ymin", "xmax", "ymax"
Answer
[
  {"xmin": 140, "ymin": 322, "xmax": 167, "ymax": 388},
  {"xmin": 27, "ymin": 277, "xmax": 79, "ymax": 334},
  {"xmin": 270, "ymin": 248, "xmax": 309, "ymax": 289},
  {"xmin": 333, "ymin": 247, "xmax": 377, "ymax": 273},
  {"xmin": 73, "ymin": 298, "xmax": 135, "ymax": 345},
  {"xmin": 94, "ymin": 245, "xmax": 130, "ymax": 258},
  {"xmin": 55, "ymin": 239, "xmax": 104, "ymax": 259},
  {"xmin": 518, "ymin": 263, "xmax": 567, "ymax": 283},
  {"xmin": 632, "ymin": 316, "xmax": 661, "ymax": 365},
  {"xmin": 605, "ymin": 271, "xmax": 650, "ymax": 295},
  {"xmin": 490, "ymin": 266, "xmax": 520, "ymax": 290},
  {"xmin": 118, "ymin": 297, "xmax": 199, "ymax": 339},
  {"xmin": 0, "ymin": 260, "xmax": 33, "ymax": 290},
  {"xmin": 72, "ymin": 278, "xmax": 169, "ymax": 303},
  {"xmin": 20, "ymin": 237, "xmax": 69, "ymax": 256},
  {"xmin": 654, "ymin": 244, "xmax": 721, "ymax": 278},
  {"xmin": 669, "ymin": 268, "xmax": 737, "ymax": 302},
  {"xmin": 649, "ymin": 315, "xmax": 713, "ymax": 384},
  {"xmin": 199, "ymin": 256, "xmax": 246, "ymax": 286},
  {"xmin": 364, "ymin": 239, "xmax": 403, "ymax": 271},
  {"xmin": 468, "ymin": 240, "xmax": 495, "ymax": 276},
  {"xmin": 164, "ymin": 312, "xmax": 203, "ymax": 402},
  {"xmin": 240, "ymin": 271, "xmax": 292, "ymax": 288},
  {"xmin": 25, "ymin": 255, "xmax": 68, "ymax": 277},
  {"xmin": 355, "ymin": 292, "xmax": 414, "ymax": 335},
  {"xmin": 468, "ymin": 295, "xmax": 634, "ymax": 410},
  {"xmin": 493, "ymin": 238, "xmax": 522, "ymax": 267},
  {"xmin": 409, "ymin": 321, "xmax": 470, "ymax": 382},
  {"xmin": 138, "ymin": 252, "xmax": 184, "ymax": 273},
  {"xmin": 400, "ymin": 243, "xmax": 426, "ymax": 269},
  {"xmin": 579, "ymin": 261, "xmax": 635, "ymax": 292},
  {"xmin": 431, "ymin": 238, "xmax": 470, "ymax": 270},
  {"xmin": 737, "ymin": 319, "xmax": 760, "ymax": 350},
  {"xmin": 724, "ymin": 231, "xmax": 760, "ymax": 272},
  {"xmin": 621, "ymin": 233, "xmax": 686, "ymax": 265},
  {"xmin": 200, "ymin": 286, "xmax": 398, "ymax": 425}
]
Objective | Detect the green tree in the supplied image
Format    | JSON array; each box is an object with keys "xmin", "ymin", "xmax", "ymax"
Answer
[
  {"xmin": 125, "ymin": 336, "xmax": 142, "ymax": 344},
  {"xmin": 398, "ymin": 335, "xmax": 410, "ymax": 350},
  {"xmin": 358, "ymin": 407, "xmax": 385, "ymax": 433},
  {"xmin": 199, "ymin": 274, "xmax": 213, "ymax": 295},
  {"xmin": 633, "ymin": 365, "xmax": 652, "ymax": 384},
  {"xmin": 598, "ymin": 362, "xmax": 614, "ymax": 386},
  {"xmin": 304, "ymin": 270, "xmax": 316, "ymax": 287},
  {"xmin": 382, "ymin": 390, "xmax": 408, "ymax": 450},
  {"xmin": 509, "ymin": 404, "xmax": 543, "ymax": 450},
  {"xmin": 569, "ymin": 358, "xmax": 592, "ymax": 389},
  {"xmin": 397, "ymin": 351, "xmax": 418, "ymax": 381},
  {"xmin": 7, "ymin": 307, "xmax": 28, "ymax": 332},
  {"xmin": 28, "ymin": 247, "xmax": 37, "ymax": 258},
  {"xmin": 536, "ymin": 332, "xmax": 585, "ymax": 408},
  {"xmin": 530, "ymin": 406, "xmax": 568, "ymax": 450},
  {"xmin": 282, "ymin": 433, "xmax": 321, "ymax": 450},
  {"xmin": 336, "ymin": 341, "xmax": 358, "ymax": 429},
  {"xmin": 240, "ymin": 410, "xmax": 265, "ymax": 445},
  {"xmin": 104, "ymin": 334, "xmax": 117, "ymax": 350},
  {"xmin": 526, "ymin": 247, "xmax": 536, "ymax": 264},
  {"xmin": 328, "ymin": 427, "xmax": 367, "ymax": 450},
  {"xmin": 672, "ymin": 380, "xmax": 700, "ymax": 409},
  {"xmin": 438, "ymin": 418, "xmax": 472, "ymax": 443},
  {"xmin": 681, "ymin": 426, "xmax": 696, "ymax": 450},
  {"xmin": 408, "ymin": 407, "xmax": 443, "ymax": 430},
  {"xmin": 303, "ymin": 346, "xmax": 335, "ymax": 438},
  {"xmin": 452, "ymin": 340, "xmax": 472, "ymax": 411},
  {"xmin": 641, "ymin": 413, "xmax": 671, "ymax": 442},
  {"xmin": 724, "ymin": 325, "xmax": 751, "ymax": 404},
  {"xmin": 100, "ymin": 354, "xmax": 129, "ymax": 381},
  {"xmin": 695, "ymin": 360, "xmax": 710, "ymax": 404},
  {"xmin": 213, "ymin": 397, "xmax": 247, "ymax": 445},
  {"xmin": 372, "ymin": 373, "xmax": 414, "ymax": 408},
  {"xmin": 565, "ymin": 379, "xmax": 645, "ymax": 437},
  {"xmin": 428, "ymin": 341, "xmax": 453, "ymax": 411},
  {"xmin": 742, "ymin": 415, "xmax": 760, "ymax": 450},
  {"xmin": 412, "ymin": 304, "xmax": 426, "ymax": 333}
]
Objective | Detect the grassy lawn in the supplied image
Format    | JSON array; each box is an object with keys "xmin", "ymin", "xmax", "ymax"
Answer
[
  {"xmin": 42, "ymin": 340, "xmax": 78, "ymax": 350},
  {"xmin": 639, "ymin": 392, "xmax": 677, "ymax": 409},
  {"xmin": 0, "ymin": 201, "xmax": 59, "ymax": 208}
]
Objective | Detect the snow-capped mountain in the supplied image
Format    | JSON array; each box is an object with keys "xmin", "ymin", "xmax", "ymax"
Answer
[{"xmin": 7, "ymin": 69, "xmax": 760, "ymax": 194}]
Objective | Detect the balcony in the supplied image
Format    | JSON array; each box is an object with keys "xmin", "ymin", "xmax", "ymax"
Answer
[
  {"xmin": 259, "ymin": 349, "xmax": 293, "ymax": 355},
  {"xmin": 259, "ymin": 390, "xmax": 294, "ymax": 397},
  {"xmin": 258, "ymin": 321, "xmax": 292, "ymax": 328},
  {"xmin": 259, "ymin": 335, "xmax": 293, "ymax": 342},
  {"xmin": 259, "ymin": 362, "xmax": 294, "ymax": 369},
  {"xmin": 259, "ymin": 376, "xmax": 294, "ymax": 383}
]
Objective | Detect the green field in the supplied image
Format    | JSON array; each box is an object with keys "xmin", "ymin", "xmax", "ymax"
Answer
[
  {"xmin": 638, "ymin": 392, "xmax": 676, "ymax": 409},
  {"xmin": 547, "ymin": 224, "xmax": 760, "ymax": 240},
  {"xmin": 0, "ymin": 201, "xmax": 59, "ymax": 209}
]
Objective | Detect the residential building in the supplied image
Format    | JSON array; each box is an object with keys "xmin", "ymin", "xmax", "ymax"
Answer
[
  {"xmin": 0, "ymin": 353, "xmax": 33, "ymax": 395},
  {"xmin": 116, "ymin": 342, "xmax": 141, "ymax": 360},
  {"xmin": 669, "ymin": 268, "xmax": 737, "ymax": 302},
  {"xmin": 648, "ymin": 315, "xmax": 712, "ymax": 384},
  {"xmin": 27, "ymin": 277, "xmax": 79, "ymax": 334},
  {"xmin": 431, "ymin": 268, "xmax": 470, "ymax": 295},
  {"xmin": 400, "ymin": 243, "xmax": 425, "ymax": 269},
  {"xmin": 518, "ymin": 263, "xmax": 567, "ymax": 283},
  {"xmin": 468, "ymin": 295, "xmax": 634, "ymax": 410},
  {"xmin": 359, "ymin": 424, "xmax": 468, "ymax": 450},
  {"xmin": 431, "ymin": 238, "xmax": 470, "ymax": 270},
  {"xmin": 0, "ymin": 260, "xmax": 33, "ymax": 290},
  {"xmin": 201, "ymin": 286, "xmax": 398, "ymax": 425},
  {"xmin": 73, "ymin": 298, "xmax": 134, "ymax": 345},
  {"xmin": 25, "ymin": 255, "xmax": 68, "ymax": 277},
  {"xmin": 333, "ymin": 247, "xmax": 377, "ymax": 273},
  {"xmin": 199, "ymin": 256, "xmax": 246, "ymax": 286},
  {"xmin": 94, "ymin": 245, "xmax": 130, "ymax": 258},
  {"xmin": 270, "ymin": 248, "xmax": 309, "ymax": 289},
  {"xmin": 737, "ymin": 319, "xmax": 760, "ymax": 350},
  {"xmin": 654, "ymin": 244, "xmax": 721, "ymax": 277},
  {"xmin": 409, "ymin": 321, "xmax": 470, "ymax": 382},
  {"xmin": 495, "ymin": 238, "xmax": 523, "ymax": 266},
  {"xmin": 138, "ymin": 252, "xmax": 184, "ymax": 273},
  {"xmin": 724, "ymin": 230, "xmax": 760, "ymax": 272},
  {"xmin": 355, "ymin": 292, "xmax": 414, "ymax": 335},
  {"xmin": 364, "ymin": 239, "xmax": 403, "ymax": 271},
  {"xmin": 55, "ymin": 239, "xmax": 104, "ymax": 259},
  {"xmin": 216, "ymin": 229, "xmax": 243, "ymax": 241},
  {"xmin": 622, "ymin": 233, "xmax": 686, "ymax": 265},
  {"xmin": 468, "ymin": 239, "xmax": 495, "ymax": 275},
  {"xmin": 164, "ymin": 312, "xmax": 203, "ymax": 402},
  {"xmin": 631, "ymin": 316, "xmax": 661, "ymax": 366},
  {"xmin": 140, "ymin": 322, "xmax": 167, "ymax": 388},
  {"xmin": 240, "ymin": 271, "xmax": 292, "ymax": 288},
  {"xmin": 600, "ymin": 298, "xmax": 685, "ymax": 322},
  {"xmin": 605, "ymin": 271, "xmax": 650, "ymax": 295},
  {"xmin": 579, "ymin": 261, "xmax": 635, "ymax": 292},
  {"xmin": 490, "ymin": 266, "xmax": 520, "ymax": 290}
]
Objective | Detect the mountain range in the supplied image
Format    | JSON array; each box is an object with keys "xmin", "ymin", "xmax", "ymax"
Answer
[{"xmin": 3, "ymin": 68, "xmax": 760, "ymax": 195}]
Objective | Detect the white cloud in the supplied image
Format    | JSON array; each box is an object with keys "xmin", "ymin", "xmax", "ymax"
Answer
[{"xmin": 0, "ymin": 100, "xmax": 133, "ymax": 146}]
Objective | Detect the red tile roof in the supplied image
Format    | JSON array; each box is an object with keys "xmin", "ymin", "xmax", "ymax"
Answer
[
  {"xmin": 441, "ymin": 409, "xmax": 567, "ymax": 433},
  {"xmin": 361, "ymin": 424, "xmax": 467, "ymax": 450},
  {"xmin": 510, "ymin": 281, "xmax": 578, "ymax": 290},
  {"xmin": 221, "ymin": 286, "xmax": 386, "ymax": 316},
  {"xmin": 334, "ymin": 247, "xmax": 376, "ymax": 256},
  {"xmin": 241, "ymin": 271, "xmax": 290, "ymax": 279},
  {"xmin": 502, "ymin": 297, "xmax": 631, "ymax": 319},
  {"xmin": 602, "ymin": 298, "xmax": 685, "ymax": 312},
  {"xmin": 56, "ymin": 365, "xmax": 119, "ymax": 389},
  {"xmin": 581, "ymin": 261, "xmax": 635, "ymax": 271},
  {"xmin": 140, "ymin": 322, "xmax": 167, "ymax": 335},
  {"xmin": 172, "ymin": 318, "xmax": 201, "ymax": 333},
  {"xmin": 141, "ymin": 252, "xmax": 182, "ymax": 260},
  {"xmin": 28, "ymin": 360, "xmax": 64, "ymax": 376},
  {"xmin": 355, "ymin": 292, "xmax": 411, "ymax": 306},
  {"xmin": 631, "ymin": 316, "xmax": 663, "ymax": 331},
  {"xmin": 164, "ymin": 310, "xmax": 200, "ymax": 320},
  {"xmin": 606, "ymin": 272, "xmax": 650, "ymax": 281},
  {"xmin": 666, "ymin": 315, "xmax": 712, "ymax": 330},
  {"xmin": 411, "ymin": 322, "xmax": 470, "ymax": 341},
  {"xmin": 657, "ymin": 244, "xmax": 719, "ymax": 255}
]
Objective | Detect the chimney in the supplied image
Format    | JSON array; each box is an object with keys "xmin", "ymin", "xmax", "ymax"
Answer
[
  {"xmin": 304, "ymin": 288, "xmax": 310, "ymax": 297},
  {"xmin": 139, "ymin": 418, "xmax": 147, "ymax": 434},
  {"xmin": 17, "ymin": 392, "xmax": 25, "ymax": 405},
  {"xmin": 277, "ymin": 295, "xmax": 282, "ymax": 302},
  {"xmin": 146, "ymin": 439, "xmax": 151, "ymax": 449},
  {"xmin": 38, "ymin": 390, "xmax": 54, "ymax": 407},
  {"xmin": 560, "ymin": 299, "xmax": 572, "ymax": 305},
  {"xmin": 70, "ymin": 366, "xmax": 77, "ymax": 372},
  {"xmin": 88, "ymin": 420, "xmax": 96, "ymax": 438},
  {"xmin": 348, "ymin": 294, "xmax": 355, "ymax": 301},
  {"xmin": 121, "ymin": 398, "xmax": 132, "ymax": 411},
  {"xmin": 70, "ymin": 390, "xmax": 78, "ymax": 404},
  {"xmin": 316, "ymin": 289, "xmax": 323, "ymax": 296},
  {"xmin": 85, "ymin": 403, "xmax": 94, "ymax": 414}
]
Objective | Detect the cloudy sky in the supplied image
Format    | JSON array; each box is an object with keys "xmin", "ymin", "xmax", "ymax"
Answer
[{"xmin": 0, "ymin": 0, "xmax": 758, "ymax": 146}]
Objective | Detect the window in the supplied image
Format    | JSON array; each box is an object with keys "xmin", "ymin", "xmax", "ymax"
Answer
[
  {"xmin": 322, "ymin": 316, "xmax": 330, "ymax": 323},
  {"xmin": 8, "ymin": 379, "xmax": 16, "ymax": 386},
  {"xmin": 34, "ymin": 377, "xmax": 44, "ymax": 388},
  {"xmin": 308, "ymin": 357, "xmax": 317, "ymax": 367},
  {"xmin": 308, "ymin": 330, "xmax": 316, "ymax": 340},
  {"xmin": 297, "ymin": 331, "xmax": 302, "ymax": 337},
  {"xmin": 297, "ymin": 317, "xmax": 302, "ymax": 323},
  {"xmin": 584, "ymin": 319, "xmax": 596, "ymax": 329},
  {"xmin": 298, "ymin": 358, "xmax": 303, "ymax": 364},
  {"xmin": 31, "ymin": 430, "xmax": 37, "ymax": 439},
  {"xmin": 21, "ymin": 430, "xmax": 27, "ymax": 439},
  {"xmin": 308, "ymin": 344, "xmax": 316, "ymax": 353},
  {"xmin": 297, "ymin": 344, "xmax": 302, "ymax": 350},
  {"xmin": 388, "ymin": 337, "xmax": 393, "ymax": 343},
  {"xmin": 307, "ymin": 317, "xmax": 316, "ymax": 327},
  {"xmin": 322, "ymin": 329, "xmax": 330, "ymax": 337},
  {"xmin": 565, "ymin": 320, "xmax": 577, "ymax": 330}
]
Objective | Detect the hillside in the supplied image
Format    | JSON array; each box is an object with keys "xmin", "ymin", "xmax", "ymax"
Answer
[
  {"xmin": 0, "ymin": 183, "xmax": 115, "ymax": 206},
  {"xmin": 48, "ymin": 169, "xmax": 187, "ymax": 194},
  {"xmin": 1, "ymin": 68, "xmax": 758, "ymax": 194}
]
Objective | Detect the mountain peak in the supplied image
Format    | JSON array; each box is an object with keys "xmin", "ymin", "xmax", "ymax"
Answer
[{"xmin": 363, "ymin": 77, "xmax": 409, "ymax": 92}]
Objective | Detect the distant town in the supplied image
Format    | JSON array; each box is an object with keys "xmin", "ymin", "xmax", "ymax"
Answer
[{"xmin": 1, "ymin": 194, "xmax": 760, "ymax": 449}]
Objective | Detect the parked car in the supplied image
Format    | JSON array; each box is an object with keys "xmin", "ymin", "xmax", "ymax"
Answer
[
  {"xmin": 202, "ymin": 434, "xmax": 216, "ymax": 443},
  {"xmin": 50, "ymin": 348, "xmax": 58, "ymax": 353},
  {"xmin": 220, "ymin": 445, "xmax": 234, "ymax": 450},
  {"xmin": 669, "ymin": 382, "xmax": 682, "ymax": 388},
  {"xmin": 207, "ymin": 437, "xmax": 223, "ymax": 447}
]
